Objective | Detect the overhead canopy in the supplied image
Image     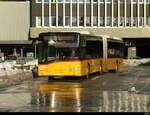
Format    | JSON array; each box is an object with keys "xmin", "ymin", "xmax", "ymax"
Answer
[{"xmin": 0, "ymin": 40, "xmax": 32, "ymax": 45}]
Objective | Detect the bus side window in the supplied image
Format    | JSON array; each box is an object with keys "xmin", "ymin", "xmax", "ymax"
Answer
[
  {"xmin": 86, "ymin": 41, "xmax": 102, "ymax": 58},
  {"xmin": 80, "ymin": 47, "xmax": 86, "ymax": 59},
  {"xmin": 108, "ymin": 42, "xmax": 123, "ymax": 58}
]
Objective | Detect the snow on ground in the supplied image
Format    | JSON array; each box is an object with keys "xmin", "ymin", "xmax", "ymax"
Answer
[
  {"xmin": 0, "ymin": 60, "xmax": 37, "ymax": 88},
  {"xmin": 0, "ymin": 59, "xmax": 38, "ymax": 77},
  {"xmin": 24, "ymin": 59, "xmax": 38, "ymax": 66},
  {"xmin": 124, "ymin": 58, "xmax": 150, "ymax": 66}
]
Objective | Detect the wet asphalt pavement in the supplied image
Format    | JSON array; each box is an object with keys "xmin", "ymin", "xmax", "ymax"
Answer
[{"xmin": 0, "ymin": 66, "xmax": 150, "ymax": 112}]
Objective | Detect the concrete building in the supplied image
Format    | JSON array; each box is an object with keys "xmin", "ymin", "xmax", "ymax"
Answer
[
  {"xmin": 0, "ymin": 1, "xmax": 34, "ymax": 57},
  {"xmin": 30, "ymin": 0, "xmax": 150, "ymax": 58}
]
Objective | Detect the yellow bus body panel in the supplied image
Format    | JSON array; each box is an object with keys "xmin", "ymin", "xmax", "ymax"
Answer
[
  {"xmin": 107, "ymin": 58, "xmax": 124, "ymax": 70},
  {"xmin": 38, "ymin": 58, "xmax": 124, "ymax": 77}
]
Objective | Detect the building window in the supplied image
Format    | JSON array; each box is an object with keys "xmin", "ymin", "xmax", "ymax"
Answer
[
  {"xmin": 72, "ymin": 17, "xmax": 77, "ymax": 26},
  {"xmin": 93, "ymin": 16, "xmax": 98, "ymax": 26},
  {"xmin": 65, "ymin": 16, "xmax": 70, "ymax": 26},
  {"xmin": 100, "ymin": 17, "xmax": 104, "ymax": 26},
  {"xmin": 120, "ymin": 16, "xmax": 124, "ymax": 26},
  {"xmin": 126, "ymin": 17, "xmax": 131, "ymax": 26},
  {"xmin": 65, "ymin": 0, "xmax": 70, "ymax": 2},
  {"xmin": 51, "ymin": 16, "xmax": 56, "ymax": 26},
  {"xmin": 139, "ymin": 0, "xmax": 143, "ymax": 3},
  {"xmin": 72, "ymin": 0, "xmax": 77, "ymax": 2},
  {"xmin": 106, "ymin": 0, "xmax": 111, "ymax": 3},
  {"xmin": 35, "ymin": 0, "xmax": 114, "ymax": 3},
  {"xmin": 36, "ymin": 16, "xmax": 49, "ymax": 27},
  {"xmin": 106, "ymin": 1, "xmax": 112, "ymax": 26},
  {"xmin": 58, "ymin": 0, "xmax": 63, "ymax": 3},
  {"xmin": 58, "ymin": 16, "xmax": 63, "ymax": 26},
  {"xmin": 107, "ymin": 16, "xmax": 111, "ymax": 26},
  {"xmin": 147, "ymin": 17, "xmax": 150, "ymax": 27},
  {"xmin": 86, "ymin": 17, "xmax": 91, "ymax": 26},
  {"xmin": 100, "ymin": 0, "xmax": 104, "ymax": 3},
  {"xmin": 35, "ymin": 0, "xmax": 150, "ymax": 28},
  {"xmin": 146, "ymin": 0, "xmax": 150, "ymax": 4},
  {"xmin": 36, "ymin": 16, "xmax": 41, "ymax": 27},
  {"xmin": 44, "ymin": 16, "xmax": 49, "ymax": 27},
  {"xmin": 113, "ymin": 17, "xmax": 117, "ymax": 26},
  {"xmin": 133, "ymin": 17, "xmax": 137, "ymax": 26},
  {"xmin": 86, "ymin": 0, "xmax": 91, "ymax": 3},
  {"xmin": 79, "ymin": 17, "xmax": 84, "ymax": 26},
  {"xmin": 133, "ymin": 0, "xmax": 137, "ymax": 4},
  {"xmin": 139, "ymin": 17, "xmax": 144, "ymax": 26},
  {"xmin": 36, "ymin": 0, "xmax": 49, "ymax": 3}
]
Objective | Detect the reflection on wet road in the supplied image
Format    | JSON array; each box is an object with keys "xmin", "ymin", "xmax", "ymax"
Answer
[
  {"xmin": 1, "ymin": 66, "xmax": 150, "ymax": 112},
  {"xmin": 30, "ymin": 79, "xmax": 150, "ymax": 112}
]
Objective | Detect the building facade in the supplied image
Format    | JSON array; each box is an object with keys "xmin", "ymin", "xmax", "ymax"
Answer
[
  {"xmin": 30, "ymin": 0, "xmax": 150, "ymax": 58},
  {"xmin": 0, "ymin": 1, "xmax": 34, "ymax": 57}
]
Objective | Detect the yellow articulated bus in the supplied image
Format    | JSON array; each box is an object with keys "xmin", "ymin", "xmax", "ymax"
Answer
[{"xmin": 36, "ymin": 31, "xmax": 124, "ymax": 79}]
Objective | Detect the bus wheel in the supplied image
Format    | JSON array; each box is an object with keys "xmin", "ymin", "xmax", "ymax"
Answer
[
  {"xmin": 48, "ymin": 76, "xmax": 54, "ymax": 81},
  {"xmin": 111, "ymin": 64, "xmax": 118, "ymax": 73},
  {"xmin": 86, "ymin": 64, "xmax": 90, "ymax": 79}
]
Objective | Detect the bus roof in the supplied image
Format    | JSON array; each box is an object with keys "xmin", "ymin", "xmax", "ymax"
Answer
[
  {"xmin": 39, "ymin": 31, "xmax": 91, "ymax": 38},
  {"xmin": 60, "ymin": 30, "xmax": 91, "ymax": 35},
  {"xmin": 107, "ymin": 37, "xmax": 123, "ymax": 43},
  {"xmin": 111, "ymin": 37, "xmax": 122, "ymax": 41},
  {"xmin": 38, "ymin": 32, "xmax": 123, "ymax": 43}
]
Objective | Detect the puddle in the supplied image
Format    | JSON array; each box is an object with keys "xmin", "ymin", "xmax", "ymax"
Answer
[{"xmin": 30, "ymin": 81, "xmax": 150, "ymax": 112}]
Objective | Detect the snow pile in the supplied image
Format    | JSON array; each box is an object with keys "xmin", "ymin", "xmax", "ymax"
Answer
[
  {"xmin": 124, "ymin": 58, "xmax": 150, "ymax": 66},
  {"xmin": 0, "ymin": 61, "xmax": 15, "ymax": 70},
  {"xmin": 0, "ymin": 61, "xmax": 26, "ymax": 77},
  {"xmin": 0, "ymin": 59, "xmax": 38, "ymax": 77},
  {"xmin": 15, "ymin": 59, "xmax": 38, "ymax": 70},
  {"xmin": 0, "ymin": 60, "xmax": 35, "ymax": 88},
  {"xmin": 25, "ymin": 59, "xmax": 38, "ymax": 66}
]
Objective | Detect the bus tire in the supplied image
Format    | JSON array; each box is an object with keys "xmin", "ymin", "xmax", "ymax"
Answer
[
  {"xmin": 109, "ymin": 61, "xmax": 118, "ymax": 73},
  {"xmin": 48, "ymin": 76, "xmax": 54, "ymax": 80},
  {"xmin": 86, "ymin": 64, "xmax": 90, "ymax": 79}
]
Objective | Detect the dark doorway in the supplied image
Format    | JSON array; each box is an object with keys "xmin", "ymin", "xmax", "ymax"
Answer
[{"xmin": 123, "ymin": 38, "xmax": 150, "ymax": 59}]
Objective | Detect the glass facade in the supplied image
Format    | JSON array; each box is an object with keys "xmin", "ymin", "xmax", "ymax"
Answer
[{"xmin": 34, "ymin": 0, "xmax": 150, "ymax": 28}]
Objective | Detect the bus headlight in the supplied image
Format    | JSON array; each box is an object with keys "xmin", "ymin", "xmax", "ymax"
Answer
[
  {"xmin": 38, "ymin": 66, "xmax": 47, "ymax": 71},
  {"xmin": 70, "ymin": 68, "xmax": 80, "ymax": 71}
]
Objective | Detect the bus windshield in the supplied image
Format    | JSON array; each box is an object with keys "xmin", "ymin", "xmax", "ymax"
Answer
[
  {"xmin": 38, "ymin": 42, "xmax": 80, "ymax": 63},
  {"xmin": 47, "ymin": 47, "xmax": 80, "ymax": 60},
  {"xmin": 39, "ymin": 46, "xmax": 80, "ymax": 63},
  {"xmin": 38, "ymin": 33, "xmax": 80, "ymax": 63}
]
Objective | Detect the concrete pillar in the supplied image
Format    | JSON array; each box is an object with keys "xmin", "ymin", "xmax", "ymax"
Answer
[
  {"xmin": 14, "ymin": 48, "xmax": 17, "ymax": 56},
  {"xmin": 42, "ymin": 0, "xmax": 44, "ymax": 27},
  {"xmin": 49, "ymin": 0, "xmax": 51, "ymax": 27},
  {"xmin": 128, "ymin": 46, "xmax": 137, "ymax": 59},
  {"xmin": 21, "ymin": 48, "xmax": 23, "ymax": 57},
  {"xmin": 70, "ymin": 0, "xmax": 72, "ymax": 27},
  {"xmin": 34, "ymin": 45, "xmax": 37, "ymax": 59},
  {"xmin": 63, "ymin": 0, "xmax": 65, "ymax": 27}
]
